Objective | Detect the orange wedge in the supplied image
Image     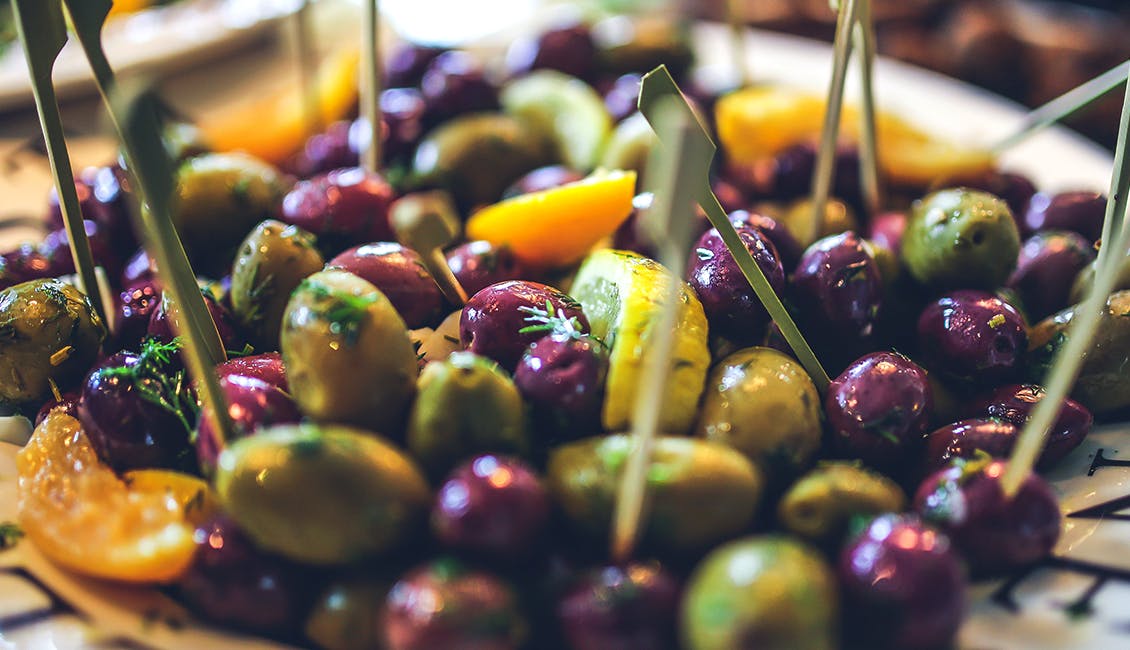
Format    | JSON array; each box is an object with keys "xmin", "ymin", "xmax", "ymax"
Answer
[{"xmin": 122, "ymin": 469, "xmax": 218, "ymax": 527}]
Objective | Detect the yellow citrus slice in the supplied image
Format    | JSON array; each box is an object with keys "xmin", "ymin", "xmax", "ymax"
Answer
[
  {"xmin": 122, "ymin": 469, "xmax": 218, "ymax": 527},
  {"xmin": 17, "ymin": 412, "xmax": 197, "ymax": 584},
  {"xmin": 465, "ymin": 169, "xmax": 637, "ymax": 269}
]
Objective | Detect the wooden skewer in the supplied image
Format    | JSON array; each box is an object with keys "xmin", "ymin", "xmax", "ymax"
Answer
[
  {"xmin": 390, "ymin": 191, "xmax": 469, "ymax": 305},
  {"xmin": 291, "ymin": 0, "xmax": 321, "ymax": 138},
  {"xmin": 726, "ymin": 0, "xmax": 753, "ymax": 88},
  {"xmin": 361, "ymin": 0, "xmax": 382, "ymax": 174},
  {"xmin": 854, "ymin": 0, "xmax": 882, "ymax": 218}
]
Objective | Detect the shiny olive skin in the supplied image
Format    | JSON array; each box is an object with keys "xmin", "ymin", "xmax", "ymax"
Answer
[
  {"xmin": 839, "ymin": 514, "xmax": 966, "ymax": 650},
  {"xmin": 460, "ymin": 280, "xmax": 589, "ymax": 371},
  {"xmin": 923, "ymin": 417, "xmax": 1020, "ymax": 472},
  {"xmin": 778, "ymin": 462, "xmax": 906, "ymax": 547},
  {"xmin": 1006, "ymin": 230, "xmax": 1095, "ymax": 321},
  {"xmin": 687, "ymin": 224, "xmax": 784, "ymax": 345},
  {"xmin": 196, "ymin": 375, "xmax": 301, "ymax": 475},
  {"xmin": 0, "ymin": 244, "xmax": 55, "ymax": 291},
  {"xmin": 386, "ymin": 43, "xmax": 446, "ymax": 89},
  {"xmin": 936, "ymin": 169, "xmax": 1036, "ymax": 231},
  {"xmin": 148, "ymin": 290, "xmax": 241, "ymax": 353},
  {"xmin": 826, "ymin": 351, "xmax": 933, "ymax": 468},
  {"xmin": 902, "ymin": 188, "xmax": 1021, "ymax": 290},
  {"xmin": 729, "ymin": 210, "xmax": 803, "ymax": 271},
  {"xmin": 513, "ymin": 333, "xmax": 607, "ymax": 441},
  {"xmin": 215, "ymin": 423, "xmax": 431, "ymax": 564},
  {"xmin": 793, "ymin": 231, "xmax": 883, "ymax": 340},
  {"xmin": 115, "ymin": 281, "xmax": 161, "ymax": 349},
  {"xmin": 968, "ymin": 383, "xmax": 1092, "ymax": 468},
  {"xmin": 547, "ymin": 435, "xmax": 763, "ymax": 552},
  {"xmin": 556, "ymin": 561, "xmax": 680, "ymax": 650},
  {"xmin": 407, "ymin": 352, "xmax": 528, "ymax": 476},
  {"xmin": 33, "ymin": 390, "xmax": 80, "ymax": 427},
  {"xmin": 446, "ymin": 240, "xmax": 529, "ymax": 297},
  {"xmin": 505, "ymin": 21, "xmax": 597, "ymax": 80},
  {"xmin": 681, "ymin": 536, "xmax": 838, "ymax": 650},
  {"xmin": 1023, "ymin": 190, "xmax": 1106, "ymax": 240},
  {"xmin": 431, "ymin": 454, "xmax": 550, "ymax": 557},
  {"xmin": 420, "ymin": 51, "xmax": 499, "ymax": 123},
  {"xmin": 215, "ymin": 351, "xmax": 288, "ymax": 392},
  {"xmin": 328, "ymin": 242, "xmax": 444, "ymax": 329},
  {"xmin": 280, "ymin": 167, "xmax": 396, "ymax": 254},
  {"xmin": 0, "ymin": 279, "xmax": 105, "ymax": 404},
  {"xmin": 231, "ymin": 219, "xmax": 325, "ymax": 349},
  {"xmin": 503, "ymin": 165, "xmax": 585, "ymax": 198},
  {"xmin": 384, "ymin": 559, "xmax": 526, "ymax": 650},
  {"xmin": 917, "ymin": 290, "xmax": 1027, "ymax": 385},
  {"xmin": 914, "ymin": 460, "xmax": 1061, "ymax": 576}
]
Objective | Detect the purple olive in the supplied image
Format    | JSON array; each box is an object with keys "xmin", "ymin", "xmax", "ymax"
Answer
[
  {"xmin": 446, "ymin": 240, "xmax": 529, "ymax": 297},
  {"xmin": 148, "ymin": 290, "xmax": 240, "ymax": 353},
  {"xmin": 280, "ymin": 167, "xmax": 396, "ymax": 253},
  {"xmin": 1023, "ymin": 191, "xmax": 1106, "ymax": 241},
  {"xmin": 603, "ymin": 73, "xmax": 642, "ymax": 123},
  {"xmin": 115, "ymin": 281, "xmax": 162, "ymax": 349},
  {"xmin": 687, "ymin": 224, "xmax": 784, "ymax": 344},
  {"xmin": 460, "ymin": 280, "xmax": 589, "ymax": 371},
  {"xmin": 386, "ymin": 43, "xmax": 446, "ymax": 89},
  {"xmin": 839, "ymin": 514, "xmax": 966, "ymax": 650},
  {"xmin": 328, "ymin": 242, "xmax": 444, "ymax": 328},
  {"xmin": 46, "ymin": 166, "xmax": 133, "ymax": 251},
  {"xmin": 431, "ymin": 454, "xmax": 550, "ymax": 556},
  {"xmin": 380, "ymin": 88, "xmax": 429, "ymax": 162},
  {"xmin": 745, "ymin": 142, "xmax": 860, "ymax": 201},
  {"xmin": 923, "ymin": 418, "xmax": 1020, "ymax": 473},
  {"xmin": 503, "ymin": 165, "xmax": 585, "ymax": 199},
  {"xmin": 34, "ymin": 391, "xmax": 80, "ymax": 427},
  {"xmin": 215, "ymin": 351, "xmax": 289, "ymax": 392},
  {"xmin": 914, "ymin": 460, "xmax": 1061, "ymax": 575},
  {"xmin": 384, "ymin": 559, "xmax": 526, "ymax": 650},
  {"xmin": 965, "ymin": 383, "xmax": 1092, "ymax": 469},
  {"xmin": 39, "ymin": 219, "xmax": 124, "ymax": 280},
  {"xmin": 0, "ymin": 244, "xmax": 52, "ymax": 290},
  {"xmin": 196, "ymin": 375, "xmax": 301, "ymax": 474},
  {"xmin": 712, "ymin": 178, "xmax": 748, "ymax": 215},
  {"xmin": 420, "ymin": 51, "xmax": 499, "ymax": 123},
  {"xmin": 1007, "ymin": 230, "xmax": 1096, "ymax": 320},
  {"xmin": 121, "ymin": 249, "xmax": 155, "ymax": 289},
  {"xmin": 556, "ymin": 562, "xmax": 680, "ymax": 650},
  {"xmin": 506, "ymin": 21, "xmax": 597, "ymax": 80},
  {"xmin": 868, "ymin": 211, "xmax": 908, "ymax": 256},
  {"xmin": 826, "ymin": 351, "xmax": 933, "ymax": 468},
  {"xmin": 513, "ymin": 334, "xmax": 607, "ymax": 439},
  {"xmin": 179, "ymin": 515, "xmax": 313, "ymax": 636},
  {"xmin": 793, "ymin": 231, "xmax": 883, "ymax": 339},
  {"xmin": 729, "ymin": 210, "xmax": 803, "ymax": 270},
  {"xmin": 916, "ymin": 290, "xmax": 1027, "ymax": 384},
  {"xmin": 944, "ymin": 170, "xmax": 1036, "ymax": 232}
]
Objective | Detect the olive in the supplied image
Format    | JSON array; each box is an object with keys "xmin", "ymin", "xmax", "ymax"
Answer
[
  {"xmin": 712, "ymin": 178, "xmax": 748, "ymax": 215},
  {"xmin": 1069, "ymin": 253, "xmax": 1130, "ymax": 305},
  {"xmin": 967, "ymin": 383, "xmax": 1092, "ymax": 468},
  {"xmin": 743, "ymin": 143, "xmax": 861, "ymax": 204},
  {"xmin": 506, "ymin": 20, "xmax": 597, "ymax": 80},
  {"xmin": 46, "ymin": 166, "xmax": 134, "ymax": 253},
  {"xmin": 602, "ymin": 73, "xmax": 642, "ymax": 124},
  {"xmin": 328, "ymin": 242, "xmax": 444, "ymax": 329},
  {"xmin": 230, "ymin": 219, "xmax": 325, "ymax": 350},
  {"xmin": 839, "ymin": 514, "xmax": 966, "ymax": 650},
  {"xmin": 420, "ymin": 51, "xmax": 499, "ymax": 123},
  {"xmin": 547, "ymin": 435, "xmax": 763, "ymax": 552},
  {"xmin": 1023, "ymin": 190, "xmax": 1106, "ymax": 240},
  {"xmin": 460, "ymin": 280, "xmax": 589, "ymax": 371},
  {"xmin": 729, "ymin": 210, "xmax": 803, "ymax": 271},
  {"xmin": 793, "ymin": 231, "xmax": 883, "ymax": 341},
  {"xmin": 825, "ymin": 351, "xmax": 933, "ymax": 469},
  {"xmin": 868, "ymin": 210, "xmax": 907, "ymax": 255},
  {"xmin": 503, "ymin": 165, "xmax": 585, "ymax": 198},
  {"xmin": 777, "ymin": 197, "xmax": 859, "ymax": 249},
  {"xmin": 686, "ymin": 224, "xmax": 784, "ymax": 345},
  {"xmin": 196, "ymin": 375, "xmax": 301, "ymax": 475},
  {"xmin": 556, "ymin": 561, "xmax": 680, "ymax": 650},
  {"xmin": 935, "ymin": 169, "xmax": 1036, "ymax": 230},
  {"xmin": 0, "ymin": 244, "xmax": 53, "ymax": 292},
  {"xmin": 1006, "ymin": 230, "xmax": 1095, "ymax": 321},
  {"xmin": 148, "ymin": 289, "xmax": 241, "ymax": 353},
  {"xmin": 694, "ymin": 347, "xmax": 822, "ymax": 483},
  {"xmin": 431, "ymin": 454, "xmax": 549, "ymax": 557},
  {"xmin": 33, "ymin": 390, "xmax": 80, "ymax": 427},
  {"xmin": 917, "ymin": 290, "xmax": 1027, "ymax": 385},
  {"xmin": 591, "ymin": 14, "xmax": 693, "ymax": 79},
  {"xmin": 902, "ymin": 188, "xmax": 1020, "ymax": 290},
  {"xmin": 281, "ymin": 270, "xmax": 417, "ymax": 432},
  {"xmin": 305, "ymin": 577, "xmax": 390, "ymax": 650},
  {"xmin": 599, "ymin": 111, "xmax": 656, "ymax": 175},
  {"xmin": 513, "ymin": 333, "xmax": 607, "ymax": 441},
  {"xmin": 446, "ymin": 240, "xmax": 529, "ymax": 297},
  {"xmin": 114, "ymin": 280, "xmax": 161, "ymax": 350},
  {"xmin": 215, "ymin": 423, "xmax": 431, "ymax": 564},
  {"xmin": 384, "ymin": 559, "xmax": 526, "ymax": 650},
  {"xmin": 172, "ymin": 153, "xmax": 287, "ymax": 275},
  {"xmin": 385, "ymin": 43, "xmax": 446, "ymax": 89},
  {"xmin": 778, "ymin": 462, "xmax": 906, "ymax": 547},
  {"xmin": 406, "ymin": 352, "xmax": 528, "ymax": 476},
  {"xmin": 280, "ymin": 167, "xmax": 397, "ymax": 254},
  {"xmin": 681, "ymin": 536, "xmax": 838, "ymax": 650},
  {"xmin": 379, "ymin": 88, "xmax": 430, "ymax": 163},
  {"xmin": 290, "ymin": 120, "xmax": 357, "ymax": 178},
  {"xmin": 40, "ymin": 219, "xmax": 125, "ymax": 281},
  {"xmin": 215, "ymin": 351, "xmax": 288, "ymax": 392},
  {"xmin": 179, "ymin": 515, "xmax": 314, "ymax": 636},
  {"xmin": 923, "ymin": 417, "xmax": 1022, "ymax": 475},
  {"xmin": 0, "ymin": 279, "xmax": 105, "ymax": 404},
  {"xmin": 916, "ymin": 459, "xmax": 1061, "ymax": 576},
  {"xmin": 412, "ymin": 113, "xmax": 554, "ymax": 210}
]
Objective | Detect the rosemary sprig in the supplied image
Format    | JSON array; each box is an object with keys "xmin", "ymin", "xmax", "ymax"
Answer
[{"xmin": 518, "ymin": 300, "xmax": 589, "ymax": 340}]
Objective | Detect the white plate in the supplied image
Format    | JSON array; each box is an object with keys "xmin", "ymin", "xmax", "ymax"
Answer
[{"xmin": 0, "ymin": 20, "xmax": 1126, "ymax": 650}]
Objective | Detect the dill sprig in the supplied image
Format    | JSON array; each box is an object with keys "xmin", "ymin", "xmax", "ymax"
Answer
[
  {"xmin": 518, "ymin": 300, "xmax": 588, "ymax": 340},
  {"xmin": 303, "ymin": 279, "xmax": 380, "ymax": 346},
  {"xmin": 101, "ymin": 337, "xmax": 197, "ymax": 435}
]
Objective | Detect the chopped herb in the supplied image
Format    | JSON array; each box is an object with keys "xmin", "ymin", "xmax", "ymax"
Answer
[
  {"xmin": 443, "ymin": 334, "xmax": 460, "ymax": 344},
  {"xmin": 989, "ymin": 314, "xmax": 1006, "ymax": 329},
  {"xmin": 302, "ymin": 279, "xmax": 380, "ymax": 346},
  {"xmin": 49, "ymin": 345, "xmax": 73, "ymax": 367}
]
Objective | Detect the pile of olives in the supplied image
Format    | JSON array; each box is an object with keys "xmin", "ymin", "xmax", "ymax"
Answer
[{"xmin": 0, "ymin": 13, "xmax": 1125, "ymax": 650}]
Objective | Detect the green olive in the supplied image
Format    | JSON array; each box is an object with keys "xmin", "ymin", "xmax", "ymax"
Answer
[
  {"xmin": 215, "ymin": 423, "xmax": 430, "ymax": 565},
  {"xmin": 779, "ymin": 198, "xmax": 859, "ymax": 248},
  {"xmin": 231, "ymin": 219, "xmax": 325, "ymax": 350},
  {"xmin": 412, "ymin": 113, "xmax": 554, "ymax": 209},
  {"xmin": 406, "ymin": 351, "xmax": 527, "ymax": 476},
  {"xmin": 681, "ymin": 536, "xmax": 838, "ymax": 650},
  {"xmin": 163, "ymin": 121, "xmax": 211, "ymax": 162},
  {"xmin": 281, "ymin": 269, "xmax": 417, "ymax": 433},
  {"xmin": 547, "ymin": 434, "xmax": 763, "ymax": 552},
  {"xmin": 1070, "ymin": 255, "xmax": 1130, "ymax": 305},
  {"xmin": 902, "ymin": 188, "xmax": 1020, "ymax": 289},
  {"xmin": 777, "ymin": 462, "xmax": 906, "ymax": 546},
  {"xmin": 598, "ymin": 111, "xmax": 655, "ymax": 175},
  {"xmin": 305, "ymin": 577, "xmax": 389, "ymax": 650},
  {"xmin": 0, "ymin": 279, "xmax": 105, "ymax": 404},
  {"xmin": 862, "ymin": 238, "xmax": 901, "ymax": 293},
  {"xmin": 694, "ymin": 347, "xmax": 822, "ymax": 484}
]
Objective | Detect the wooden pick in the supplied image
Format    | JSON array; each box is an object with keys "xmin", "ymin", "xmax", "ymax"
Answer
[
  {"xmin": 291, "ymin": 0, "xmax": 321, "ymax": 138},
  {"xmin": 610, "ymin": 97, "xmax": 706, "ymax": 563},
  {"xmin": 391, "ymin": 191, "xmax": 469, "ymax": 305},
  {"xmin": 809, "ymin": 0, "xmax": 859, "ymax": 244},
  {"xmin": 726, "ymin": 0, "xmax": 753, "ymax": 88},
  {"xmin": 638, "ymin": 65, "xmax": 831, "ymax": 393},
  {"xmin": 854, "ymin": 0, "xmax": 882, "ymax": 218},
  {"xmin": 1001, "ymin": 69, "xmax": 1130, "ymax": 497},
  {"xmin": 360, "ymin": 0, "xmax": 382, "ymax": 173},
  {"xmin": 10, "ymin": 0, "xmax": 106, "ymax": 324}
]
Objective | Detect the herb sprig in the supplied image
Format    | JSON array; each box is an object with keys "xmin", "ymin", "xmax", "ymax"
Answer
[
  {"xmin": 101, "ymin": 337, "xmax": 197, "ymax": 435},
  {"xmin": 518, "ymin": 300, "xmax": 590, "ymax": 341}
]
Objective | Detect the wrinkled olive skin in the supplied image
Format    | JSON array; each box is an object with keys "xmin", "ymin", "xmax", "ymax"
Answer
[
  {"xmin": 917, "ymin": 290, "xmax": 1028, "ymax": 386},
  {"xmin": 281, "ymin": 270, "xmax": 417, "ymax": 432},
  {"xmin": 681, "ymin": 536, "xmax": 838, "ymax": 650},
  {"xmin": 231, "ymin": 219, "xmax": 325, "ymax": 350},
  {"xmin": 172, "ymin": 153, "xmax": 287, "ymax": 274},
  {"xmin": 406, "ymin": 352, "xmax": 528, "ymax": 476},
  {"xmin": 1007, "ymin": 230, "xmax": 1095, "ymax": 321},
  {"xmin": 413, "ymin": 113, "xmax": 554, "ymax": 209},
  {"xmin": 694, "ymin": 347, "xmax": 822, "ymax": 483},
  {"xmin": 777, "ymin": 462, "xmax": 907, "ymax": 547},
  {"xmin": 0, "ymin": 279, "xmax": 105, "ymax": 404},
  {"xmin": 902, "ymin": 188, "xmax": 1020, "ymax": 290},
  {"xmin": 305, "ymin": 578, "xmax": 389, "ymax": 650},
  {"xmin": 547, "ymin": 435, "xmax": 763, "ymax": 552},
  {"xmin": 215, "ymin": 423, "xmax": 431, "ymax": 565}
]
